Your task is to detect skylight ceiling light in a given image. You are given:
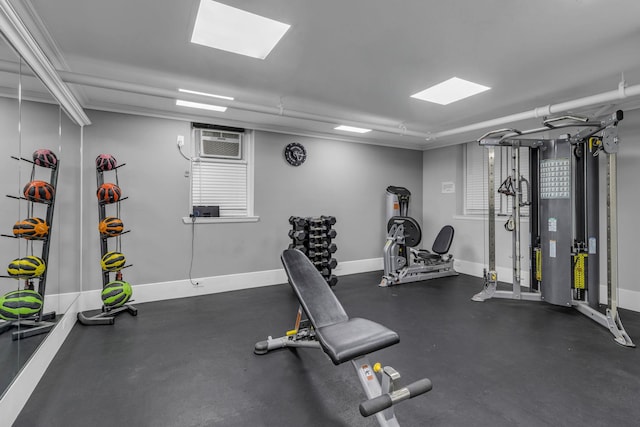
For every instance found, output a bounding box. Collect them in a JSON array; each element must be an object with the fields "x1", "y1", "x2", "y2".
[
  {"x1": 178, "y1": 88, "x2": 234, "y2": 101},
  {"x1": 191, "y1": 0, "x2": 291, "y2": 59},
  {"x1": 411, "y1": 77, "x2": 490, "y2": 105},
  {"x1": 334, "y1": 125, "x2": 372, "y2": 134},
  {"x1": 176, "y1": 99, "x2": 227, "y2": 112}
]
